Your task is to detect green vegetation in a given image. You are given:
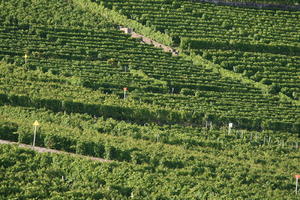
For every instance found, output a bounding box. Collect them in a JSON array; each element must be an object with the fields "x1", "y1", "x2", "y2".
[
  {"x1": 0, "y1": 0, "x2": 299, "y2": 199},
  {"x1": 93, "y1": 0, "x2": 300, "y2": 99},
  {"x1": 0, "y1": 0, "x2": 112, "y2": 29},
  {"x1": 95, "y1": 0, "x2": 300, "y2": 47},
  {"x1": 214, "y1": 0, "x2": 300, "y2": 6},
  {"x1": 1, "y1": 122, "x2": 299, "y2": 199}
]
